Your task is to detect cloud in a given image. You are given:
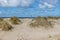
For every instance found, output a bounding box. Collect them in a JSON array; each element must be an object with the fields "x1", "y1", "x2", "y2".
[
  {"x1": 39, "y1": 4, "x2": 46, "y2": 9},
  {"x1": 39, "y1": 0, "x2": 58, "y2": 9},
  {"x1": 0, "y1": 0, "x2": 19, "y2": 7},
  {"x1": 39, "y1": 2, "x2": 54, "y2": 9},
  {"x1": 44, "y1": 2, "x2": 54, "y2": 8},
  {"x1": 44, "y1": 0, "x2": 58, "y2": 4},
  {"x1": 0, "y1": 0, "x2": 34, "y2": 7},
  {"x1": 19, "y1": 0, "x2": 34, "y2": 7}
]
